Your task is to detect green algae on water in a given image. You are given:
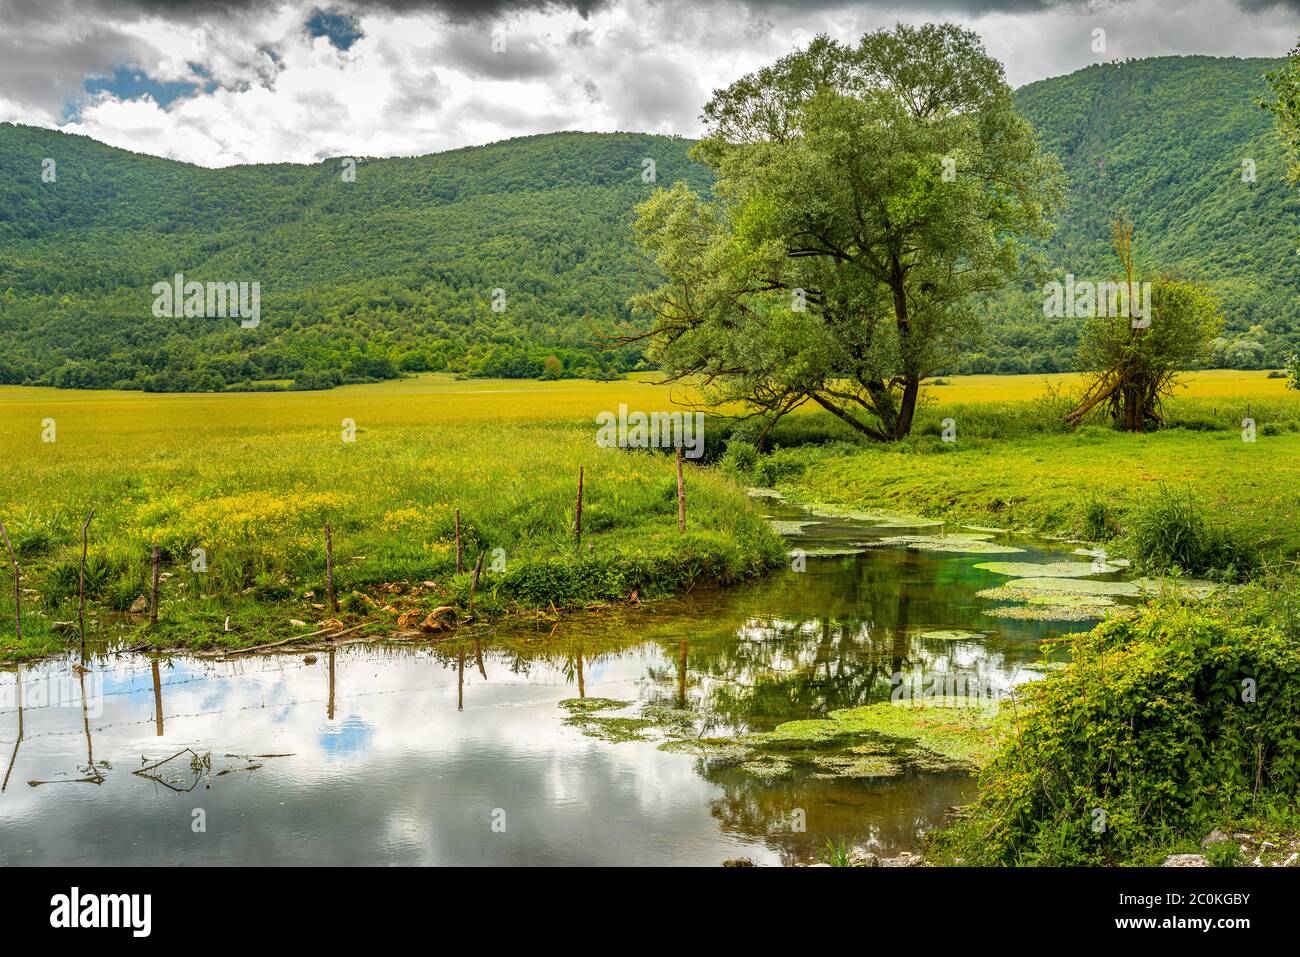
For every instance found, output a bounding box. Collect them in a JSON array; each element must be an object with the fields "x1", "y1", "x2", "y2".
[
  {"x1": 855, "y1": 534, "x2": 1025, "y2": 555},
  {"x1": 804, "y1": 504, "x2": 943, "y2": 528},
  {"x1": 974, "y1": 560, "x2": 1124, "y2": 578},
  {"x1": 768, "y1": 519, "x2": 816, "y2": 536},
  {"x1": 565, "y1": 715, "x2": 657, "y2": 742},
  {"x1": 1001, "y1": 577, "x2": 1141, "y2": 597},
  {"x1": 558, "y1": 697, "x2": 632, "y2": 713}
]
